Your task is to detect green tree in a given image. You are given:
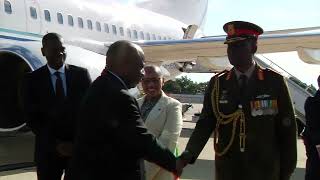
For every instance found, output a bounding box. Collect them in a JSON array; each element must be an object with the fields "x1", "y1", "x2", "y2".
[
  {"x1": 176, "y1": 76, "x2": 197, "y2": 94},
  {"x1": 163, "y1": 76, "x2": 209, "y2": 94},
  {"x1": 163, "y1": 80, "x2": 181, "y2": 94}
]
